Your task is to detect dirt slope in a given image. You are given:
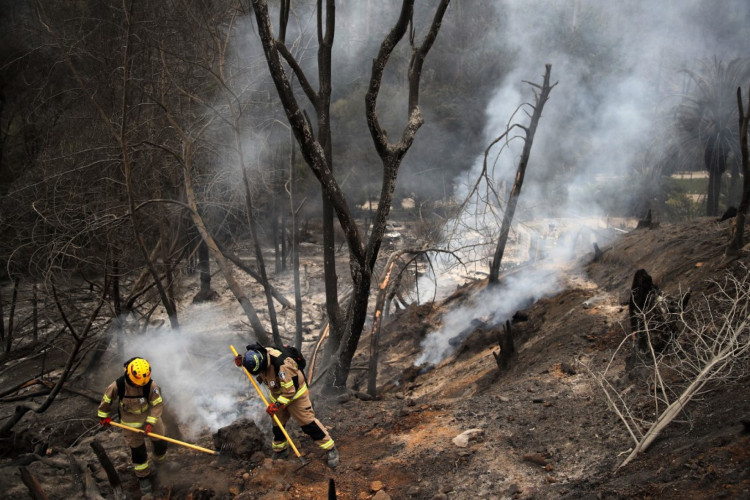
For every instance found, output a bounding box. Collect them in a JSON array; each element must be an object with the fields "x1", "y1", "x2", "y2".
[{"x1": 2, "y1": 216, "x2": 750, "y2": 499}]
